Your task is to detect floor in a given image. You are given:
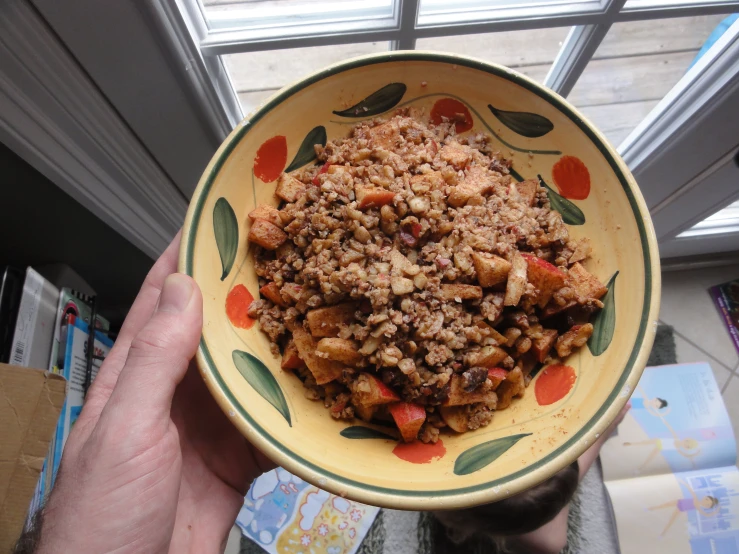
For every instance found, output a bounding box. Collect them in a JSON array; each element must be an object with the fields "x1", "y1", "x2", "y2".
[
  {"x1": 223, "y1": 261, "x2": 739, "y2": 553},
  {"x1": 661, "y1": 263, "x2": 739, "y2": 444},
  {"x1": 209, "y1": 9, "x2": 727, "y2": 148}
]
